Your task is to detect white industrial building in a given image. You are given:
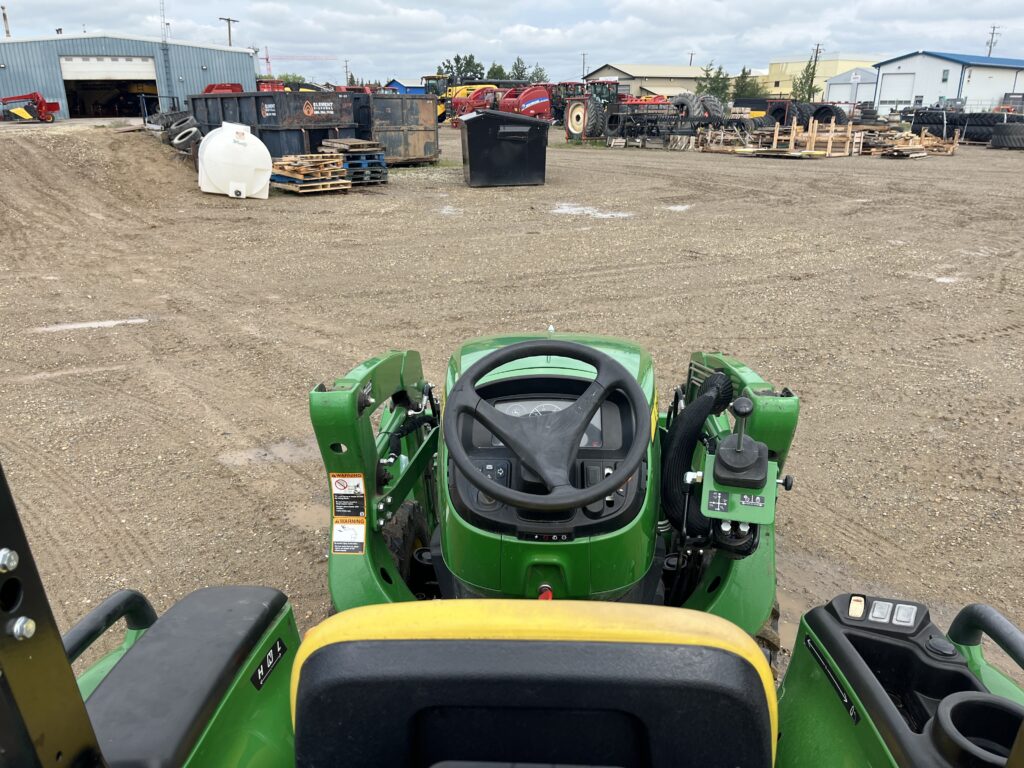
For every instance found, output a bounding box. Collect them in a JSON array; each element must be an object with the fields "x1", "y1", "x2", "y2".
[
  {"x1": 824, "y1": 68, "x2": 877, "y2": 105},
  {"x1": 873, "y1": 51, "x2": 1024, "y2": 111}
]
